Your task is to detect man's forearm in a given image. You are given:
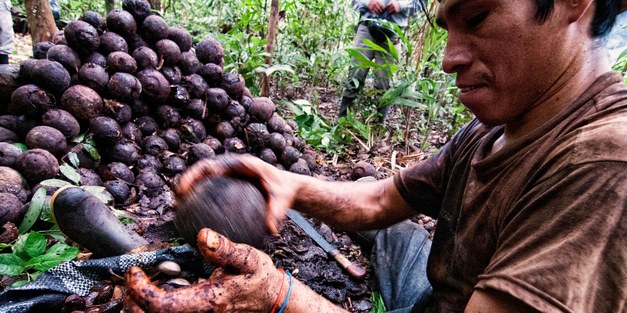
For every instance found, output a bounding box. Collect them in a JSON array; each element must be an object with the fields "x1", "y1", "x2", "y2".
[
  {"x1": 291, "y1": 175, "x2": 416, "y2": 231},
  {"x1": 284, "y1": 278, "x2": 349, "y2": 313}
]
